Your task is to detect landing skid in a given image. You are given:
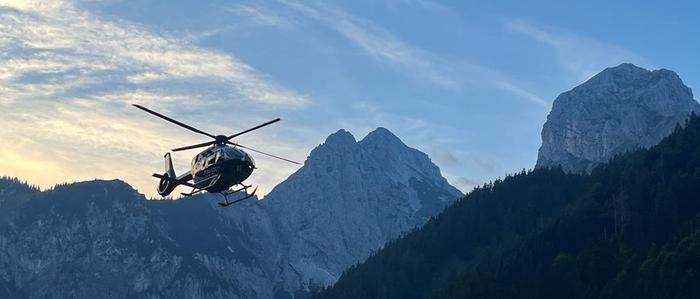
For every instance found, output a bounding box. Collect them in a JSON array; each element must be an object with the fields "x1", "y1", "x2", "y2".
[
  {"x1": 218, "y1": 185, "x2": 258, "y2": 207},
  {"x1": 181, "y1": 188, "x2": 204, "y2": 197}
]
